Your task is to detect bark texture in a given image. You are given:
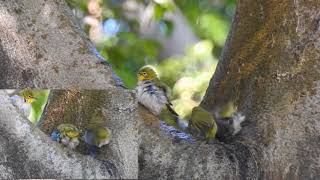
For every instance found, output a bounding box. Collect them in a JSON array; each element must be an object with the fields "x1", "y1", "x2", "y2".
[
  {"x1": 0, "y1": 0, "x2": 139, "y2": 178},
  {"x1": 201, "y1": 0, "x2": 320, "y2": 179},
  {"x1": 0, "y1": 0, "x2": 118, "y2": 89},
  {"x1": 138, "y1": 105, "x2": 259, "y2": 180}
]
